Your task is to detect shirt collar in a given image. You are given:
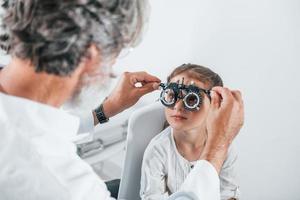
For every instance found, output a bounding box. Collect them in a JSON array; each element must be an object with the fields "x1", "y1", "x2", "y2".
[{"x1": 0, "y1": 92, "x2": 80, "y2": 139}]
